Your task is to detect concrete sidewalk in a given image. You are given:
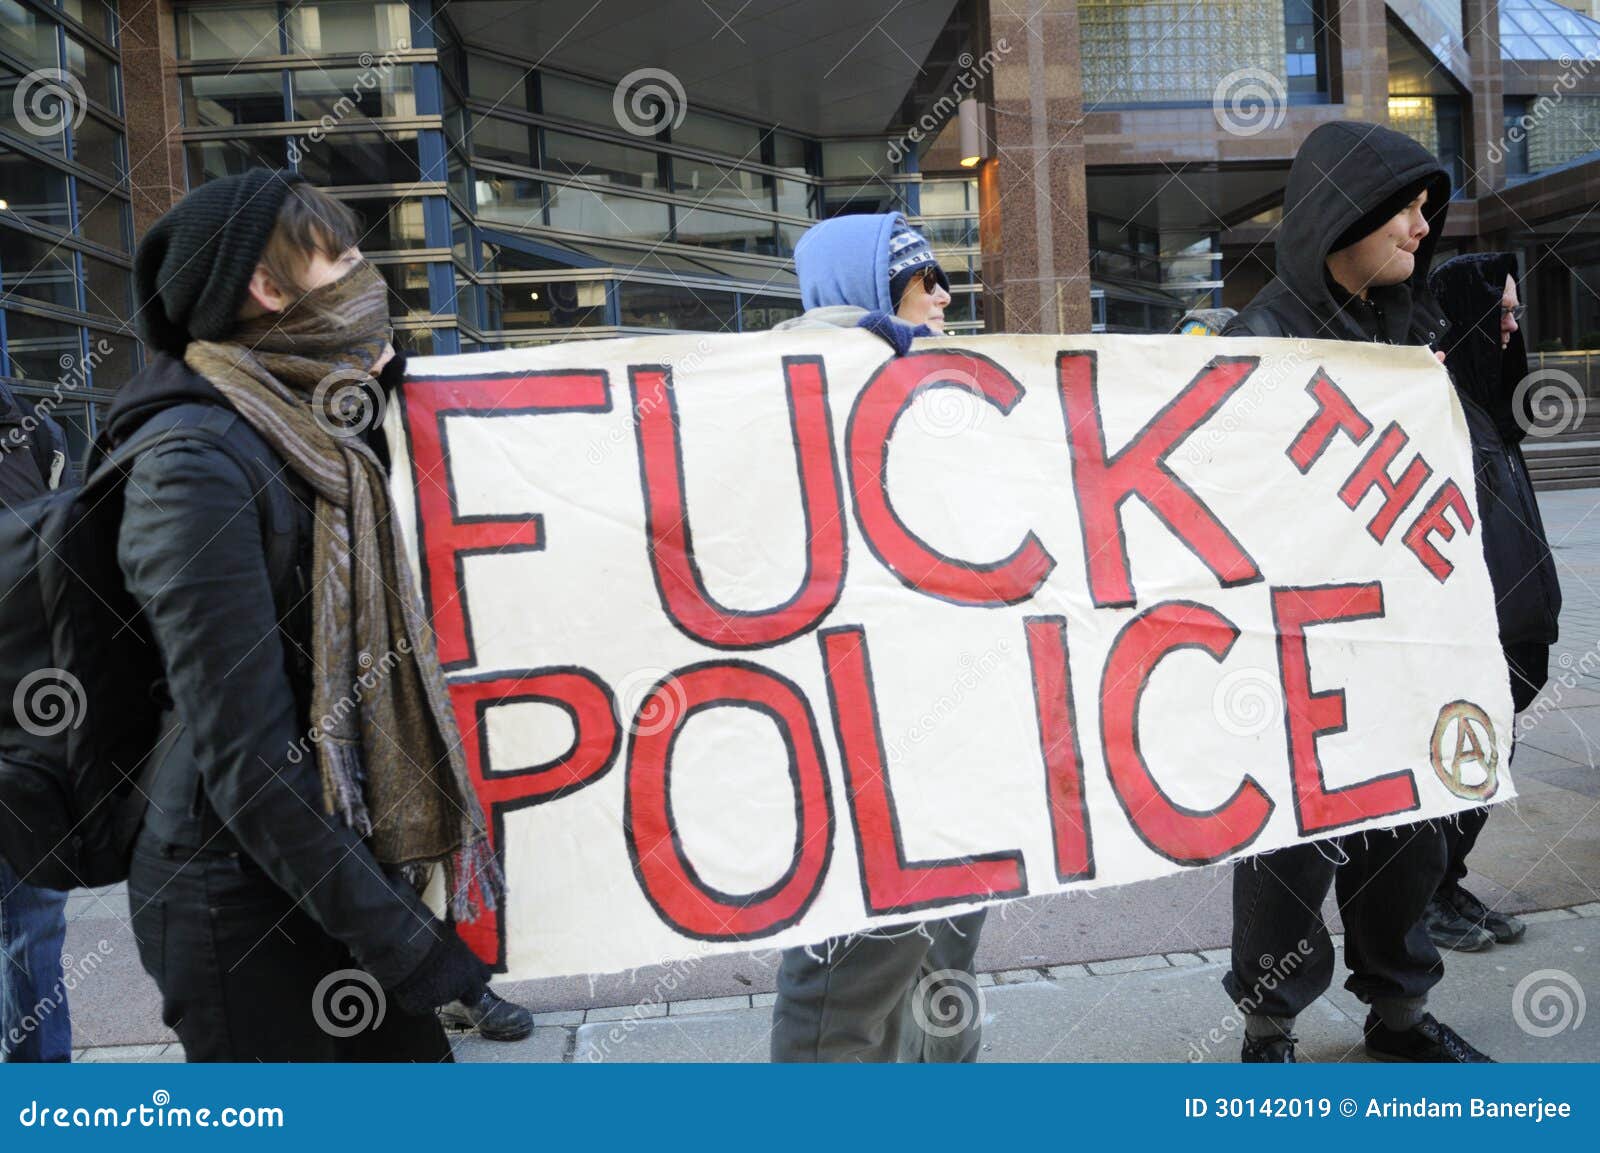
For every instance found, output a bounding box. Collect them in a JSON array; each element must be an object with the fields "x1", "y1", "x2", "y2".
[{"x1": 58, "y1": 491, "x2": 1600, "y2": 1063}]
